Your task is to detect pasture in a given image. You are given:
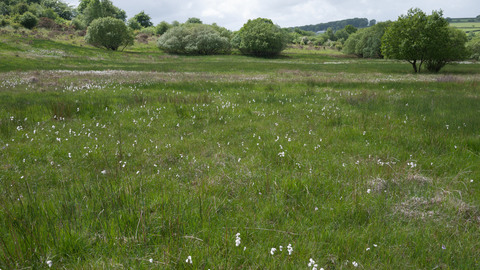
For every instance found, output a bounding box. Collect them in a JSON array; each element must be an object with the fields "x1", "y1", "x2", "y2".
[
  {"x1": 1, "y1": 28, "x2": 480, "y2": 269},
  {"x1": 449, "y1": 21, "x2": 480, "y2": 33}
]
